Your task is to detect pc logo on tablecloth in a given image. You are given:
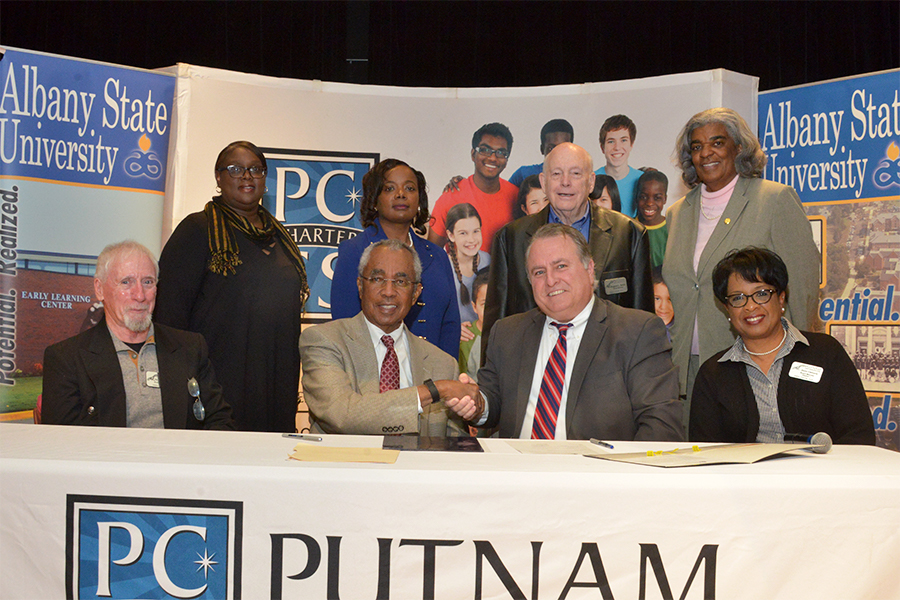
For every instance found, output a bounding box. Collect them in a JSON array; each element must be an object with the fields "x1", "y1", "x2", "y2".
[{"x1": 66, "y1": 495, "x2": 242, "y2": 599}]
